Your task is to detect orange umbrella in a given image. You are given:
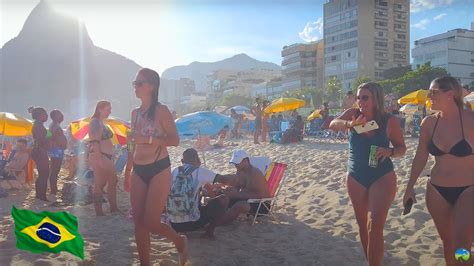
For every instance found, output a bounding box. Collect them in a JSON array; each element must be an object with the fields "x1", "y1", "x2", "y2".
[{"x1": 69, "y1": 117, "x2": 129, "y2": 145}]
